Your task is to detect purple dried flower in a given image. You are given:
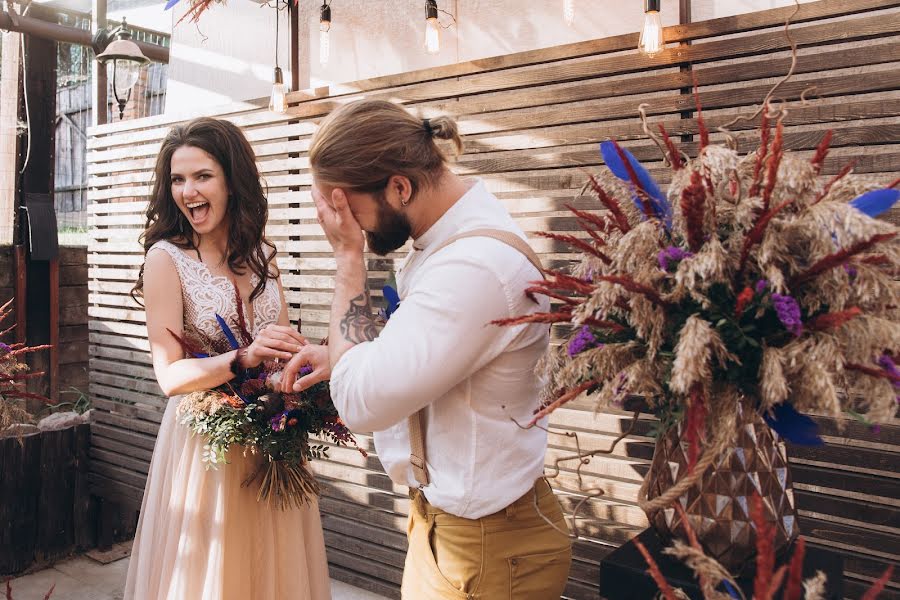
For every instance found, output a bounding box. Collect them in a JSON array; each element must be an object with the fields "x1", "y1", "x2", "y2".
[
  {"x1": 772, "y1": 293, "x2": 803, "y2": 337},
  {"x1": 567, "y1": 326, "x2": 599, "y2": 357},
  {"x1": 610, "y1": 371, "x2": 629, "y2": 407},
  {"x1": 657, "y1": 246, "x2": 693, "y2": 272},
  {"x1": 755, "y1": 279, "x2": 768, "y2": 295},
  {"x1": 0, "y1": 342, "x2": 8, "y2": 354},
  {"x1": 270, "y1": 410, "x2": 288, "y2": 432},
  {"x1": 299, "y1": 365, "x2": 314, "y2": 377},
  {"x1": 843, "y1": 264, "x2": 858, "y2": 279},
  {"x1": 878, "y1": 354, "x2": 900, "y2": 390}
]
